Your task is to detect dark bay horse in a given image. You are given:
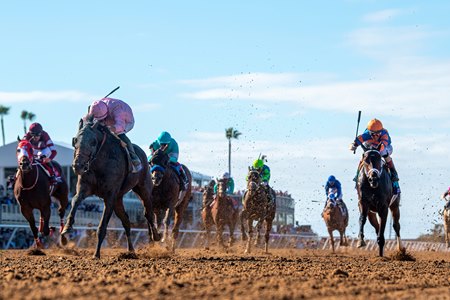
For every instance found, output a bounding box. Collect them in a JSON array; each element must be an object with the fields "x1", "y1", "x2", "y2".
[
  {"x1": 322, "y1": 194, "x2": 349, "y2": 252},
  {"x1": 443, "y1": 195, "x2": 450, "y2": 247},
  {"x1": 240, "y1": 168, "x2": 276, "y2": 254},
  {"x1": 356, "y1": 147, "x2": 403, "y2": 256},
  {"x1": 14, "y1": 140, "x2": 68, "y2": 248},
  {"x1": 61, "y1": 119, "x2": 160, "y2": 258},
  {"x1": 149, "y1": 149, "x2": 192, "y2": 252},
  {"x1": 204, "y1": 179, "x2": 238, "y2": 250}
]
